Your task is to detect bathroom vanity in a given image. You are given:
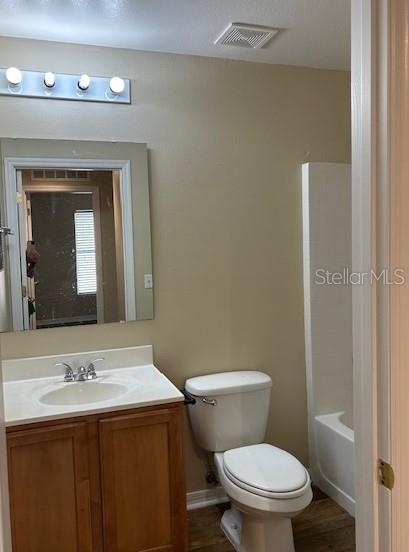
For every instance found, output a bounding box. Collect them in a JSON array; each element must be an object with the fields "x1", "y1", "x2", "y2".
[{"x1": 3, "y1": 346, "x2": 187, "y2": 552}]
